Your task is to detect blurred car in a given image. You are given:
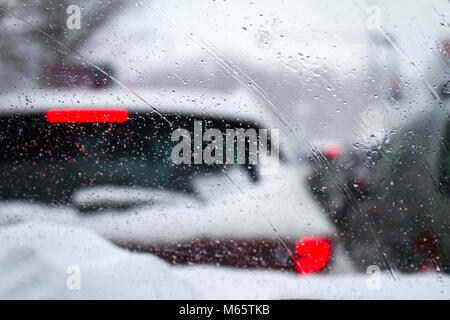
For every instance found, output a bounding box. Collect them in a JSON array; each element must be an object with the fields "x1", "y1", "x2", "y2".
[
  {"x1": 306, "y1": 97, "x2": 450, "y2": 274},
  {"x1": 0, "y1": 88, "x2": 352, "y2": 275}
]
